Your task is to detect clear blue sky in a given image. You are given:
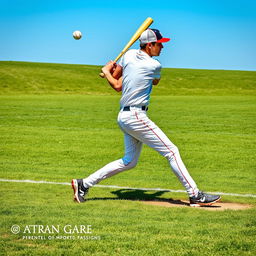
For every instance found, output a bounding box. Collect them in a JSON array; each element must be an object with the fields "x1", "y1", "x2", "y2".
[{"x1": 1, "y1": 0, "x2": 256, "y2": 70}]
